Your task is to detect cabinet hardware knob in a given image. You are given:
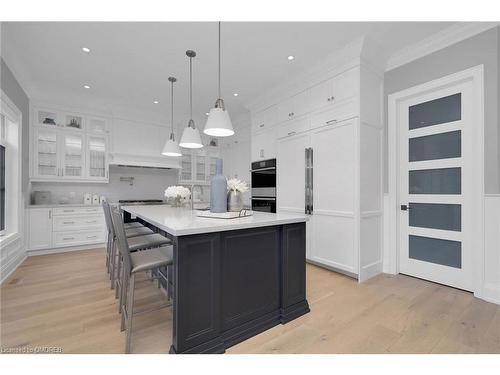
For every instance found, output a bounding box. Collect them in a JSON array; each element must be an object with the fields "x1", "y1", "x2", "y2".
[
  {"x1": 259, "y1": 124, "x2": 264, "y2": 128},
  {"x1": 327, "y1": 97, "x2": 331, "y2": 102},
  {"x1": 288, "y1": 131, "x2": 297, "y2": 136},
  {"x1": 326, "y1": 119, "x2": 337, "y2": 125},
  {"x1": 331, "y1": 96, "x2": 335, "y2": 101}
]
